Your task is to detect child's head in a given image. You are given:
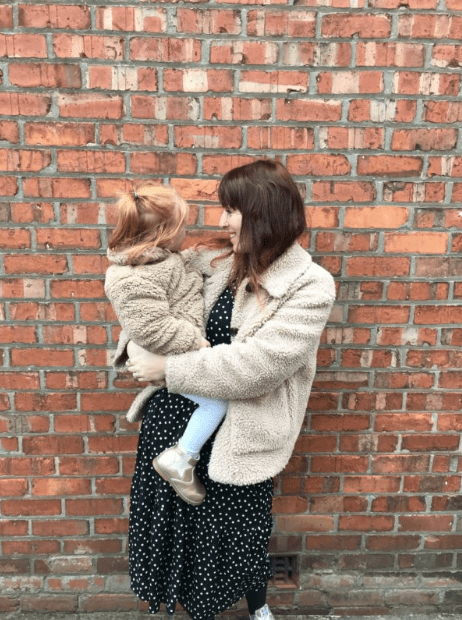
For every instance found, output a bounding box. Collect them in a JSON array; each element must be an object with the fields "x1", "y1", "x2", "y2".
[{"x1": 109, "y1": 184, "x2": 189, "y2": 260}]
